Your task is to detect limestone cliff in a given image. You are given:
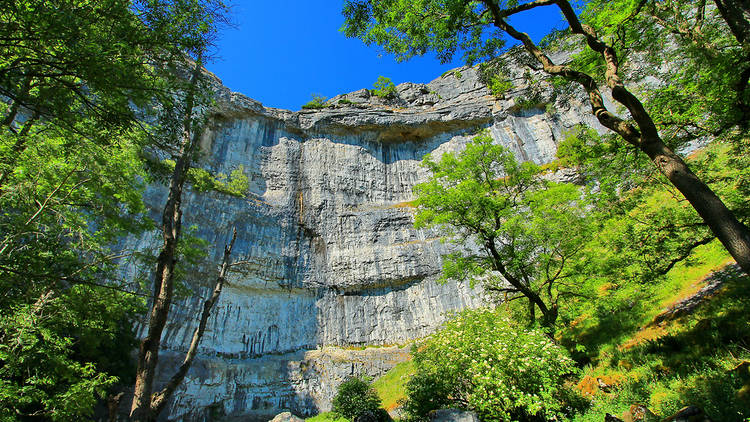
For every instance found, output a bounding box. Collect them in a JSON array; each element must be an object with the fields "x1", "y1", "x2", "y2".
[{"x1": 121, "y1": 51, "x2": 607, "y2": 421}]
